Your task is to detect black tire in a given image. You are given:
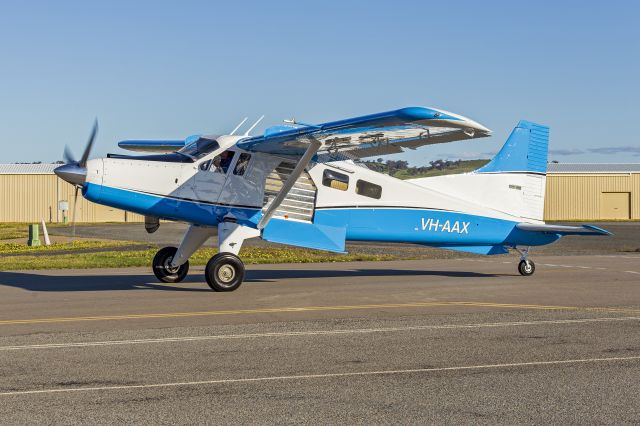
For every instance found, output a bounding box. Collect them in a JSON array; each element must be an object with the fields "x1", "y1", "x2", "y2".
[
  {"x1": 518, "y1": 259, "x2": 535, "y2": 276},
  {"x1": 153, "y1": 246, "x2": 189, "y2": 283},
  {"x1": 205, "y1": 253, "x2": 245, "y2": 292}
]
